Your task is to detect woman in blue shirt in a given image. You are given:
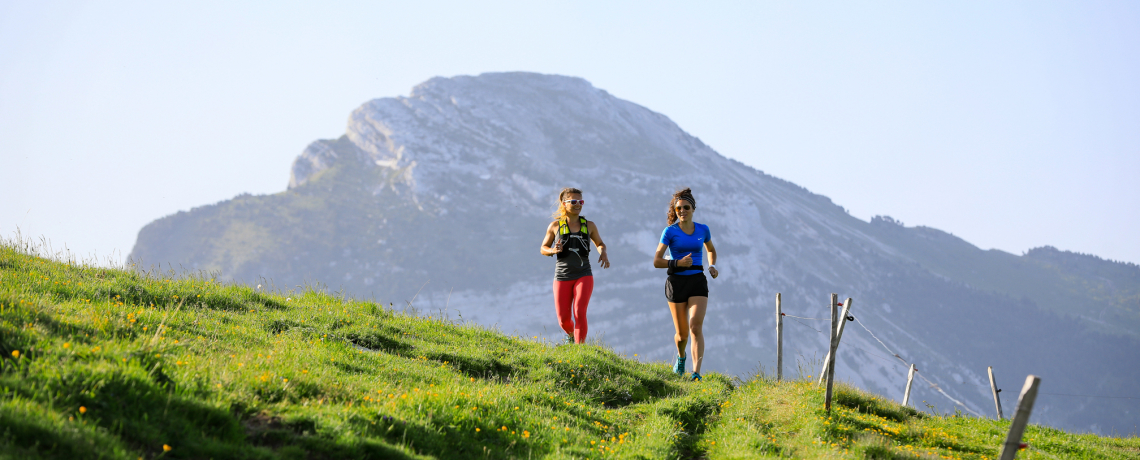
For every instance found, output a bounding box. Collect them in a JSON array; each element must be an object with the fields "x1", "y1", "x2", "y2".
[{"x1": 653, "y1": 188, "x2": 718, "y2": 381}]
